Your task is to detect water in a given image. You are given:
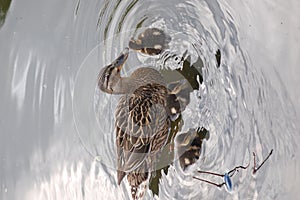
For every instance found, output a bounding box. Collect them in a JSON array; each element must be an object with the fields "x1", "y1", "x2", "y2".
[{"x1": 1, "y1": 0, "x2": 299, "y2": 199}]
